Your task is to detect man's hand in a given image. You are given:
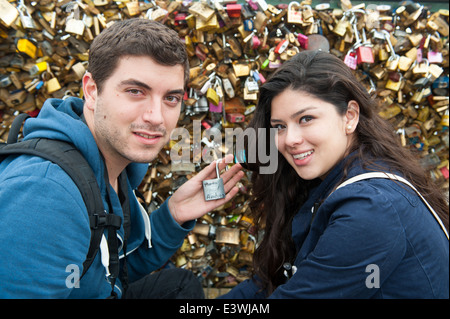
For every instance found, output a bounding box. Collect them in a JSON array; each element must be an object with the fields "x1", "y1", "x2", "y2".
[{"x1": 168, "y1": 154, "x2": 244, "y2": 225}]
